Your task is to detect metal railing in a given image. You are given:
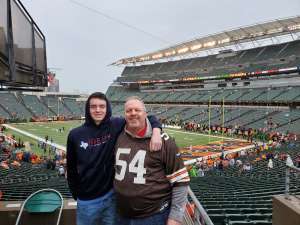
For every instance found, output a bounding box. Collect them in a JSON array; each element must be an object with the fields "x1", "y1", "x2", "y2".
[
  {"x1": 285, "y1": 162, "x2": 300, "y2": 200},
  {"x1": 183, "y1": 187, "x2": 214, "y2": 225}
]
